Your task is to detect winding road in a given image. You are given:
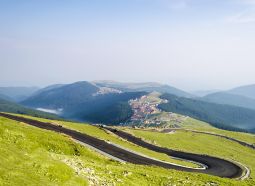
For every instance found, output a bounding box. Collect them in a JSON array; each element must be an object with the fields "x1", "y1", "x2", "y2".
[{"x1": 0, "y1": 113, "x2": 246, "y2": 179}]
